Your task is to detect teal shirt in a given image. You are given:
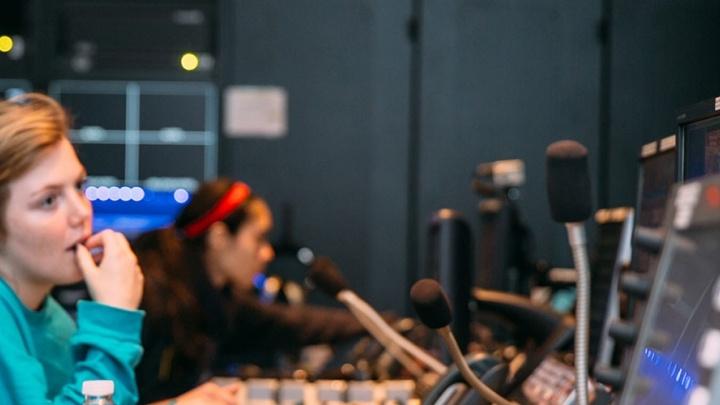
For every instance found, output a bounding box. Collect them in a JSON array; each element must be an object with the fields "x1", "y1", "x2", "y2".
[{"x1": 0, "y1": 279, "x2": 144, "y2": 404}]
